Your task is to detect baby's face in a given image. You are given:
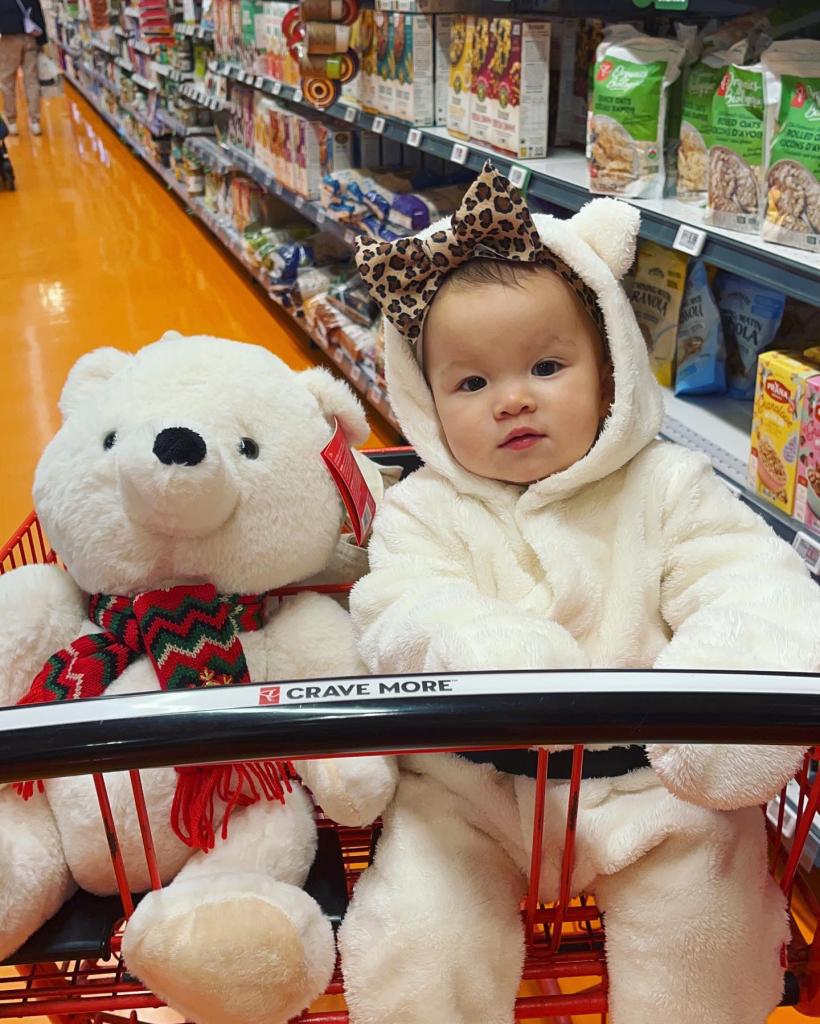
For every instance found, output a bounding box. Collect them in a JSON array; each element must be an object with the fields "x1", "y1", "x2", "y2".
[{"x1": 424, "y1": 271, "x2": 612, "y2": 485}]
